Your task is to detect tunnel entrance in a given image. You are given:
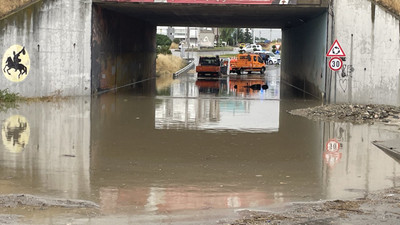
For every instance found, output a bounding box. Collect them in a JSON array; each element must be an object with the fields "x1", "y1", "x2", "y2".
[{"x1": 91, "y1": 0, "x2": 328, "y2": 97}]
